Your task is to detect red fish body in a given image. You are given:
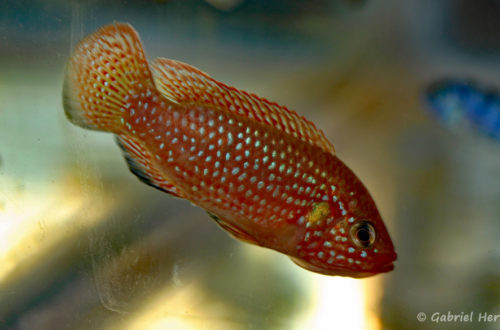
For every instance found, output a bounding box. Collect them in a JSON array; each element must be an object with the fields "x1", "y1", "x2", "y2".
[{"x1": 63, "y1": 23, "x2": 396, "y2": 277}]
